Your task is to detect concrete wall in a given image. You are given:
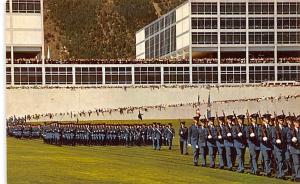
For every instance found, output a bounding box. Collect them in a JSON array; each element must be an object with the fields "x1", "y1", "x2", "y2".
[{"x1": 6, "y1": 86, "x2": 300, "y2": 118}]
